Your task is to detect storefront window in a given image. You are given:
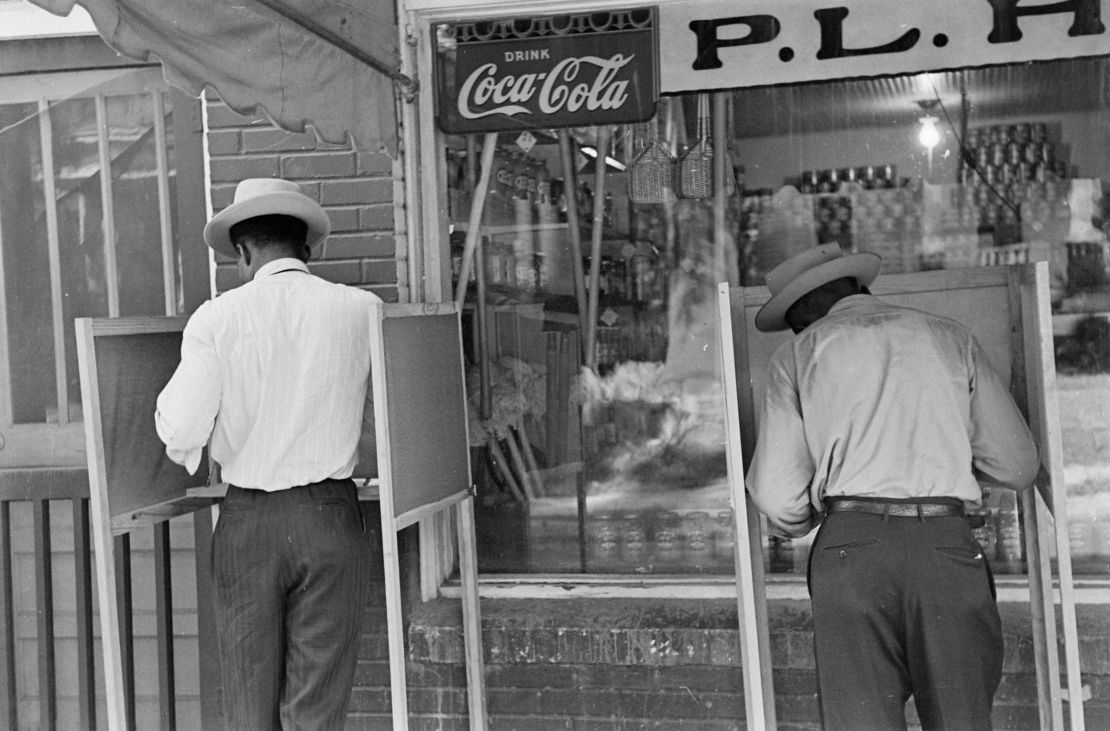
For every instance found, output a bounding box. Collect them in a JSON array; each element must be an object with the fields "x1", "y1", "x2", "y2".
[{"x1": 437, "y1": 19, "x2": 1110, "y2": 578}]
